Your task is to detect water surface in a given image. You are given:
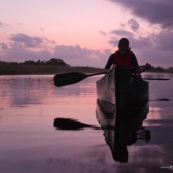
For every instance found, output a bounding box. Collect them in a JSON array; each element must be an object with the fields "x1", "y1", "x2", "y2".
[{"x1": 0, "y1": 73, "x2": 173, "y2": 173}]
